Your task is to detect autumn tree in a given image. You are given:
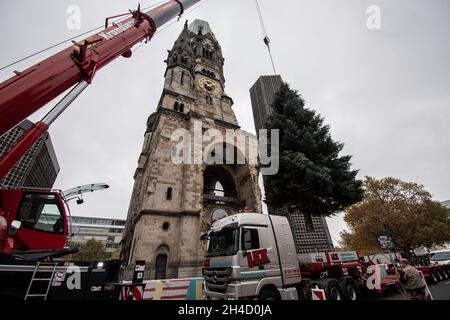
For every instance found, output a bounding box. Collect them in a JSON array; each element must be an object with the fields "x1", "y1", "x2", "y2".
[
  {"x1": 71, "y1": 239, "x2": 108, "y2": 262},
  {"x1": 264, "y1": 83, "x2": 363, "y2": 227},
  {"x1": 341, "y1": 177, "x2": 450, "y2": 257}
]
